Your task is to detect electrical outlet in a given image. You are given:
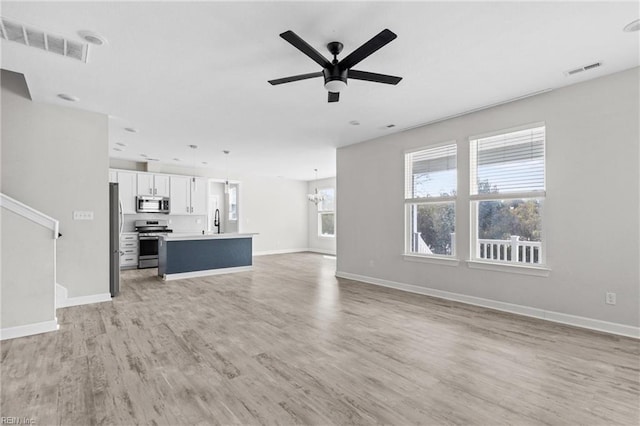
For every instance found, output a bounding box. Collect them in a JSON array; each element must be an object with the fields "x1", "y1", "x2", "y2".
[
  {"x1": 605, "y1": 292, "x2": 616, "y2": 305},
  {"x1": 73, "y1": 211, "x2": 94, "y2": 220}
]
